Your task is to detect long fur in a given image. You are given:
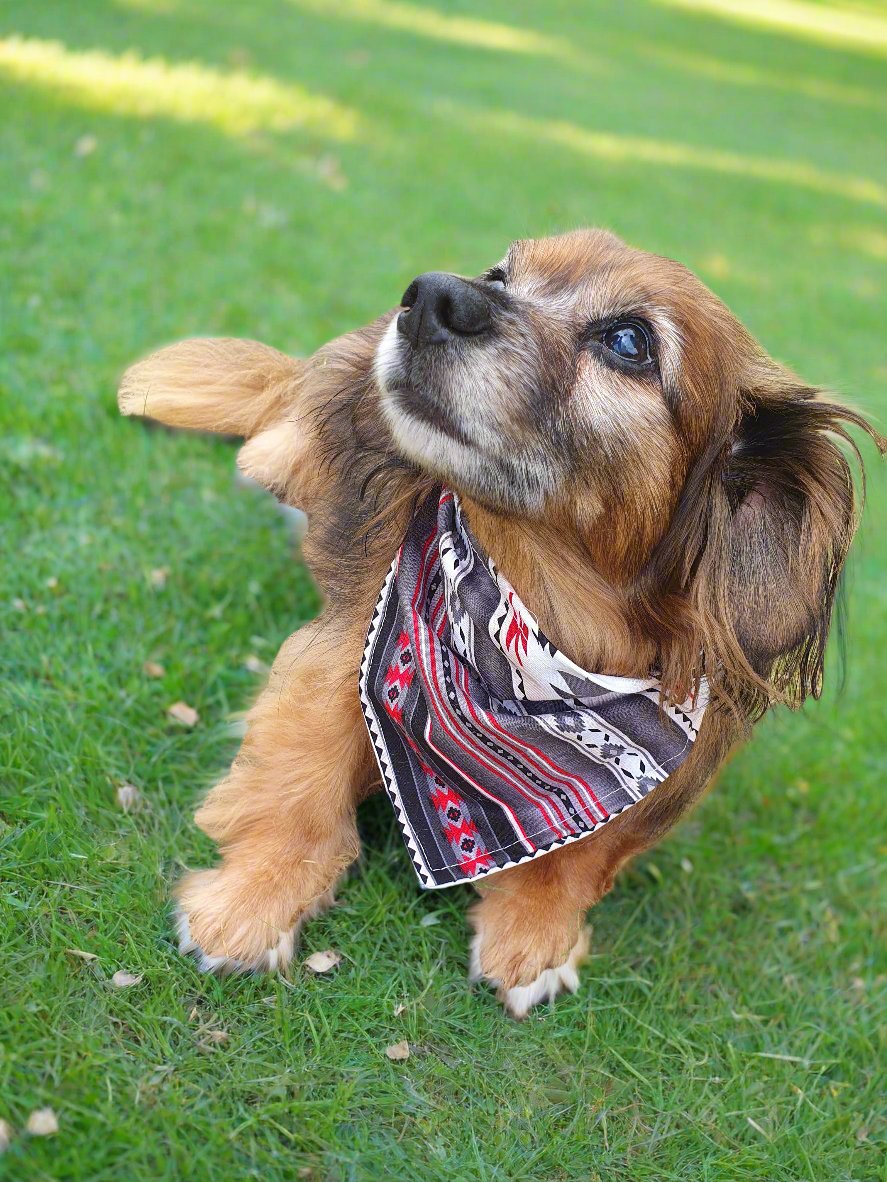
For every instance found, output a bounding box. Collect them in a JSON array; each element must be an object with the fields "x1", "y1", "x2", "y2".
[{"x1": 119, "y1": 229, "x2": 884, "y2": 1015}]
